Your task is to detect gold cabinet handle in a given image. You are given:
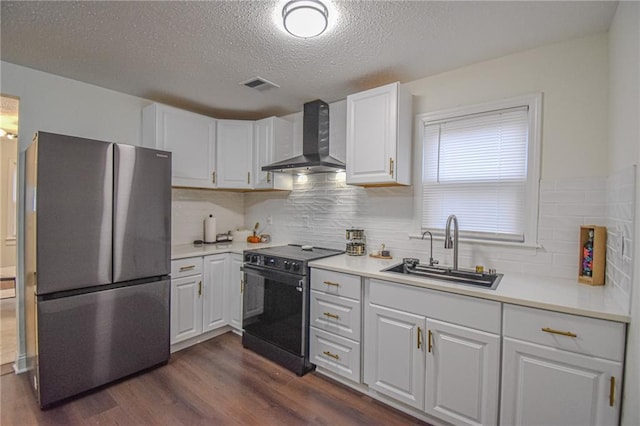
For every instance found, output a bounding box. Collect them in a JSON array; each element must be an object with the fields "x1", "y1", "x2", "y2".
[
  {"x1": 541, "y1": 327, "x2": 577, "y2": 338},
  {"x1": 323, "y1": 280, "x2": 340, "y2": 287},
  {"x1": 198, "y1": 281, "x2": 202, "y2": 297},
  {"x1": 323, "y1": 351, "x2": 340, "y2": 360},
  {"x1": 267, "y1": 172, "x2": 271, "y2": 183},
  {"x1": 240, "y1": 279, "x2": 244, "y2": 294},
  {"x1": 323, "y1": 312, "x2": 340, "y2": 320},
  {"x1": 610, "y1": 376, "x2": 615, "y2": 407},
  {"x1": 247, "y1": 171, "x2": 251, "y2": 184},
  {"x1": 417, "y1": 326, "x2": 423, "y2": 349},
  {"x1": 212, "y1": 171, "x2": 216, "y2": 184},
  {"x1": 389, "y1": 158, "x2": 394, "y2": 178},
  {"x1": 428, "y1": 329, "x2": 433, "y2": 353},
  {"x1": 179, "y1": 265, "x2": 195, "y2": 272}
]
